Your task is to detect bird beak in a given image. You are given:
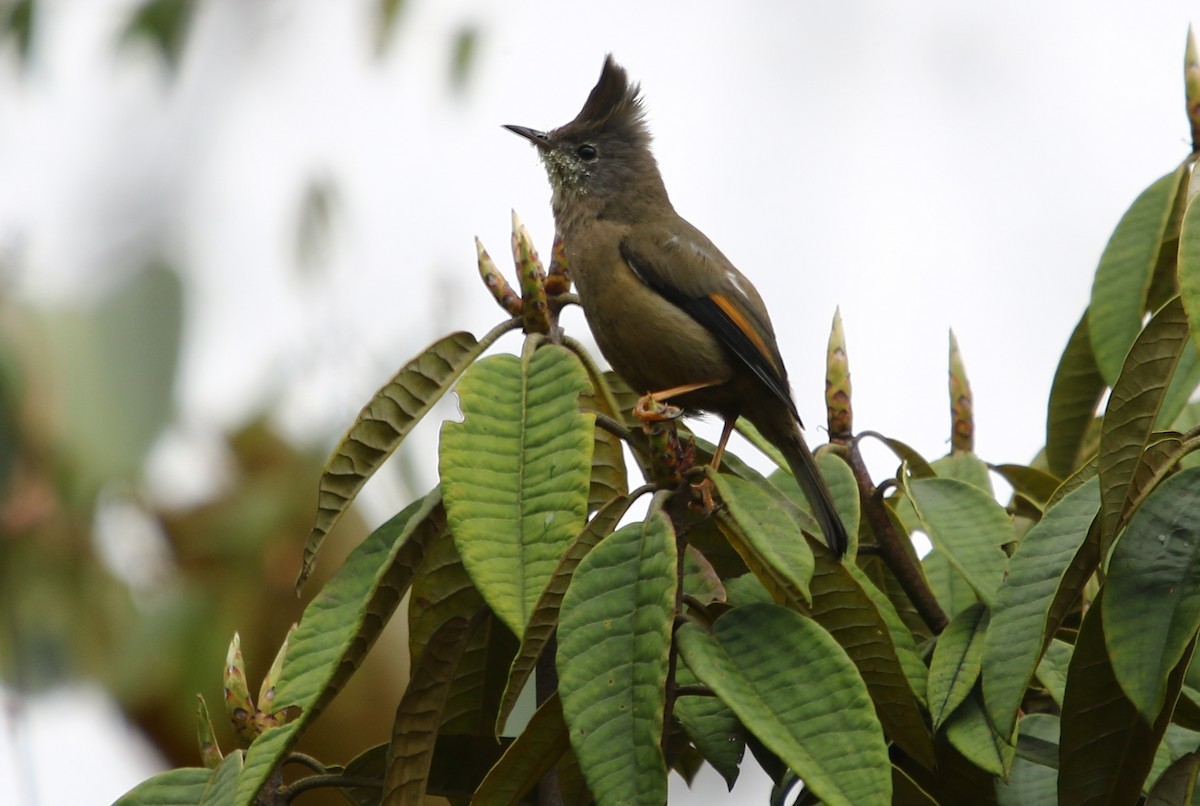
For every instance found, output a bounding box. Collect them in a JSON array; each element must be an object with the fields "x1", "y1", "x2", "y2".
[{"x1": 504, "y1": 124, "x2": 551, "y2": 148}]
